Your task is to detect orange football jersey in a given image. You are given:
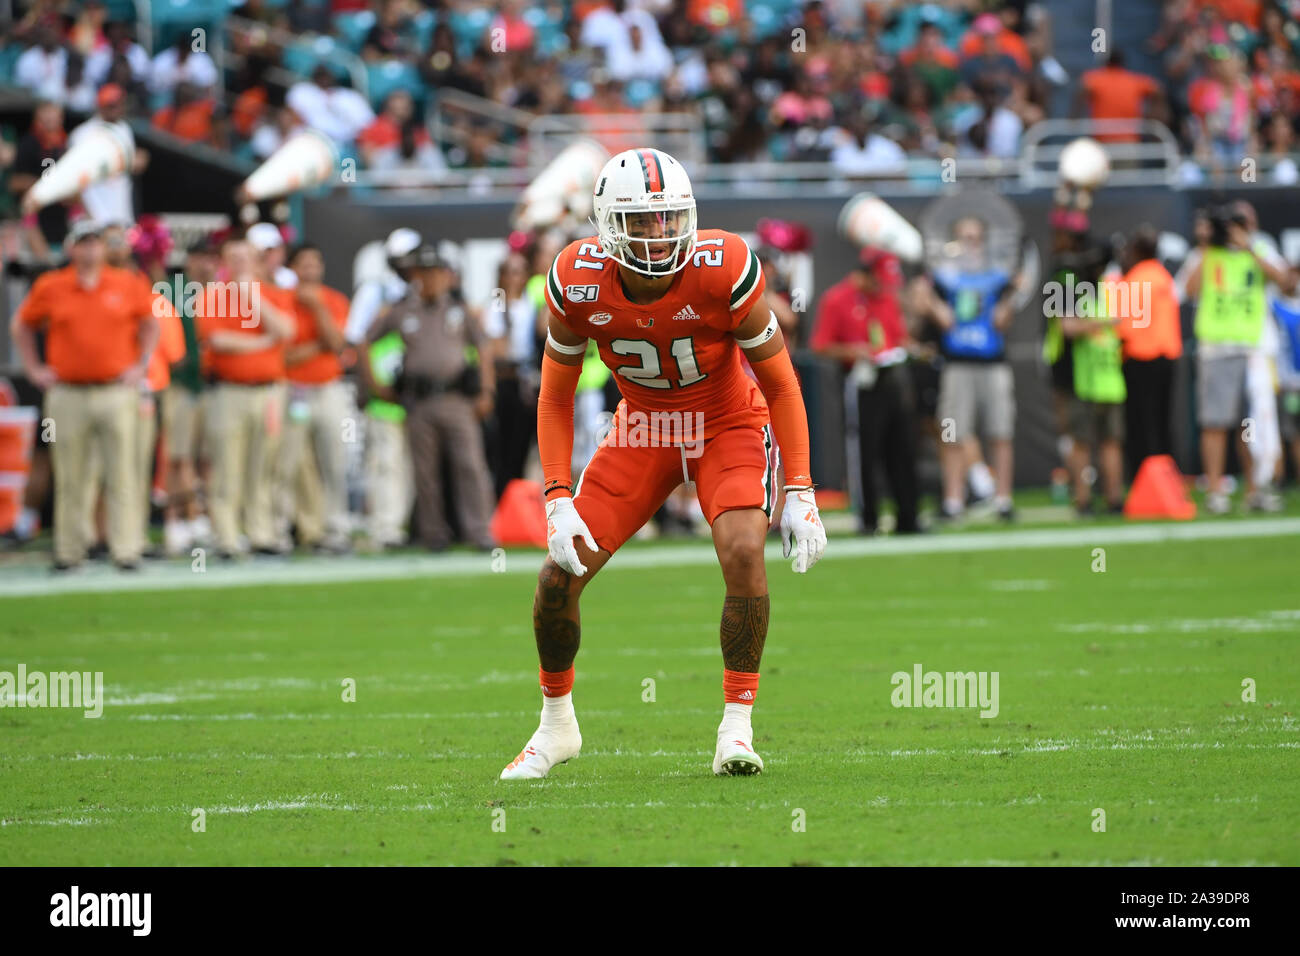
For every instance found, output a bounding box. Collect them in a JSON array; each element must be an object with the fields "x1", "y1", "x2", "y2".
[{"x1": 545, "y1": 229, "x2": 768, "y2": 440}]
